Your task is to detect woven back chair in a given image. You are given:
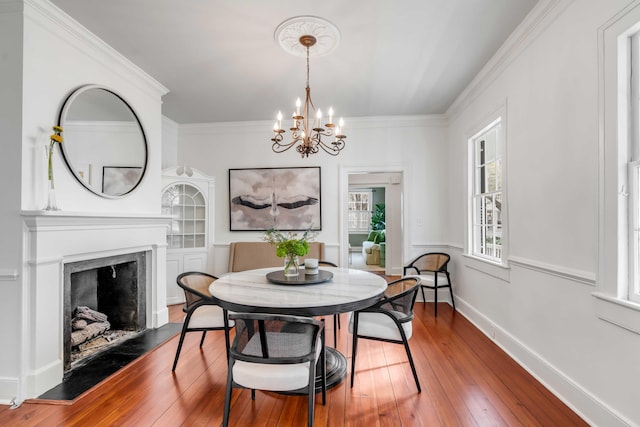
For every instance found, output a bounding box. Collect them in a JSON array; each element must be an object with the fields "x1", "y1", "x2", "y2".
[
  {"x1": 403, "y1": 252, "x2": 454, "y2": 316},
  {"x1": 317, "y1": 260, "x2": 340, "y2": 346},
  {"x1": 349, "y1": 276, "x2": 421, "y2": 392},
  {"x1": 223, "y1": 313, "x2": 326, "y2": 427},
  {"x1": 172, "y1": 272, "x2": 232, "y2": 371}
]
